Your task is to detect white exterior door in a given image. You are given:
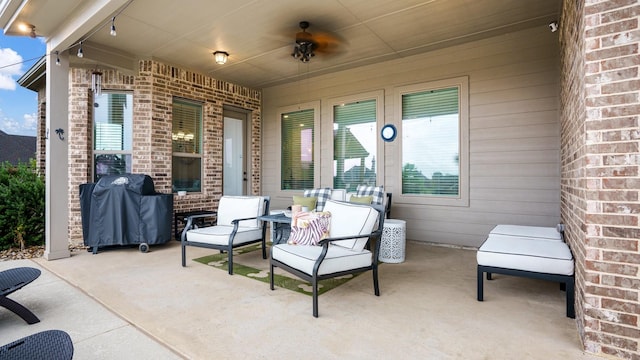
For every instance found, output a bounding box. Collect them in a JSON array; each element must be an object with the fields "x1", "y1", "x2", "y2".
[{"x1": 223, "y1": 113, "x2": 246, "y2": 195}]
